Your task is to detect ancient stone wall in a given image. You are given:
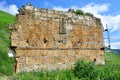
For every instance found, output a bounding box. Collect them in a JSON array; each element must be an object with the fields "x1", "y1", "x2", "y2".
[{"x1": 10, "y1": 4, "x2": 105, "y2": 73}]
